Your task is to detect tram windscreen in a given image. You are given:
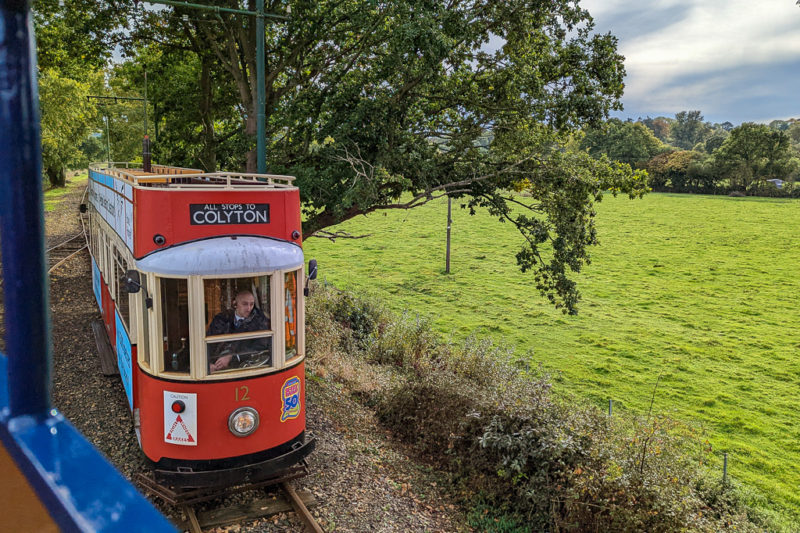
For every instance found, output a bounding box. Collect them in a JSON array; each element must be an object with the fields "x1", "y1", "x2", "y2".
[{"x1": 204, "y1": 276, "x2": 272, "y2": 374}]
